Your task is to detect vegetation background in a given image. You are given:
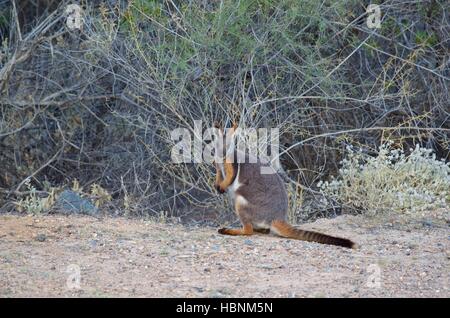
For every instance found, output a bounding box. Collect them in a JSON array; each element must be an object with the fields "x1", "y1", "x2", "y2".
[{"x1": 0, "y1": 0, "x2": 448, "y2": 223}]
